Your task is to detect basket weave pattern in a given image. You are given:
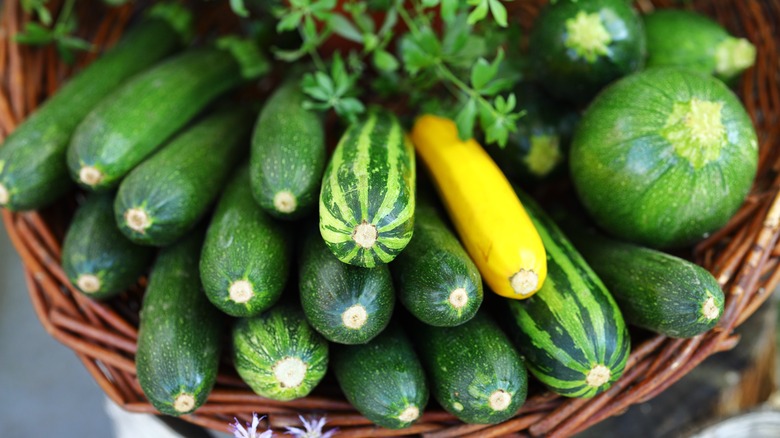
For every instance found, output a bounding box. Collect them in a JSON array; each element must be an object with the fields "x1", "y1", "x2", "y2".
[{"x1": 1, "y1": 0, "x2": 780, "y2": 436}]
